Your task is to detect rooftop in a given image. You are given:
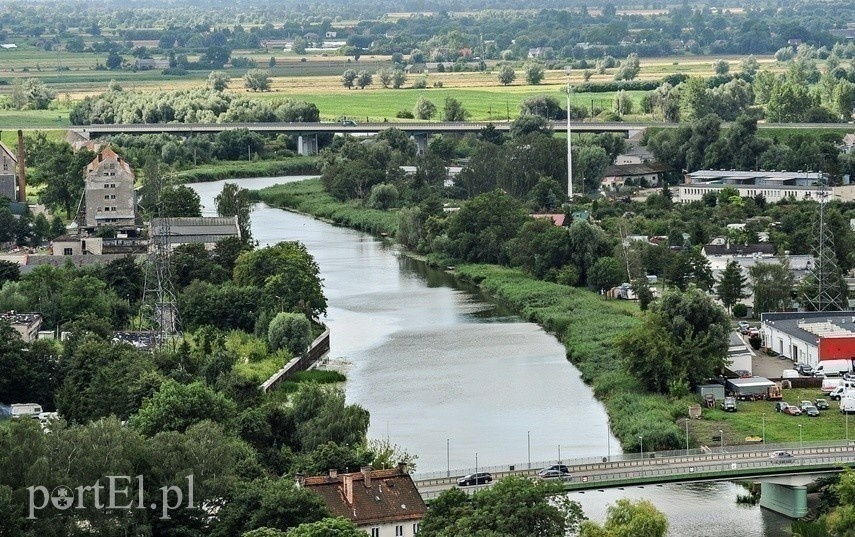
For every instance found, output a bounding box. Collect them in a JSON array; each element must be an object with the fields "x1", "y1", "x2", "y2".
[
  {"x1": 604, "y1": 163, "x2": 672, "y2": 177},
  {"x1": 761, "y1": 311, "x2": 855, "y2": 342},
  {"x1": 703, "y1": 243, "x2": 776, "y2": 257},
  {"x1": 303, "y1": 465, "x2": 426, "y2": 526},
  {"x1": 685, "y1": 170, "x2": 824, "y2": 184},
  {"x1": 150, "y1": 217, "x2": 240, "y2": 239},
  {"x1": 0, "y1": 311, "x2": 42, "y2": 325}
]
